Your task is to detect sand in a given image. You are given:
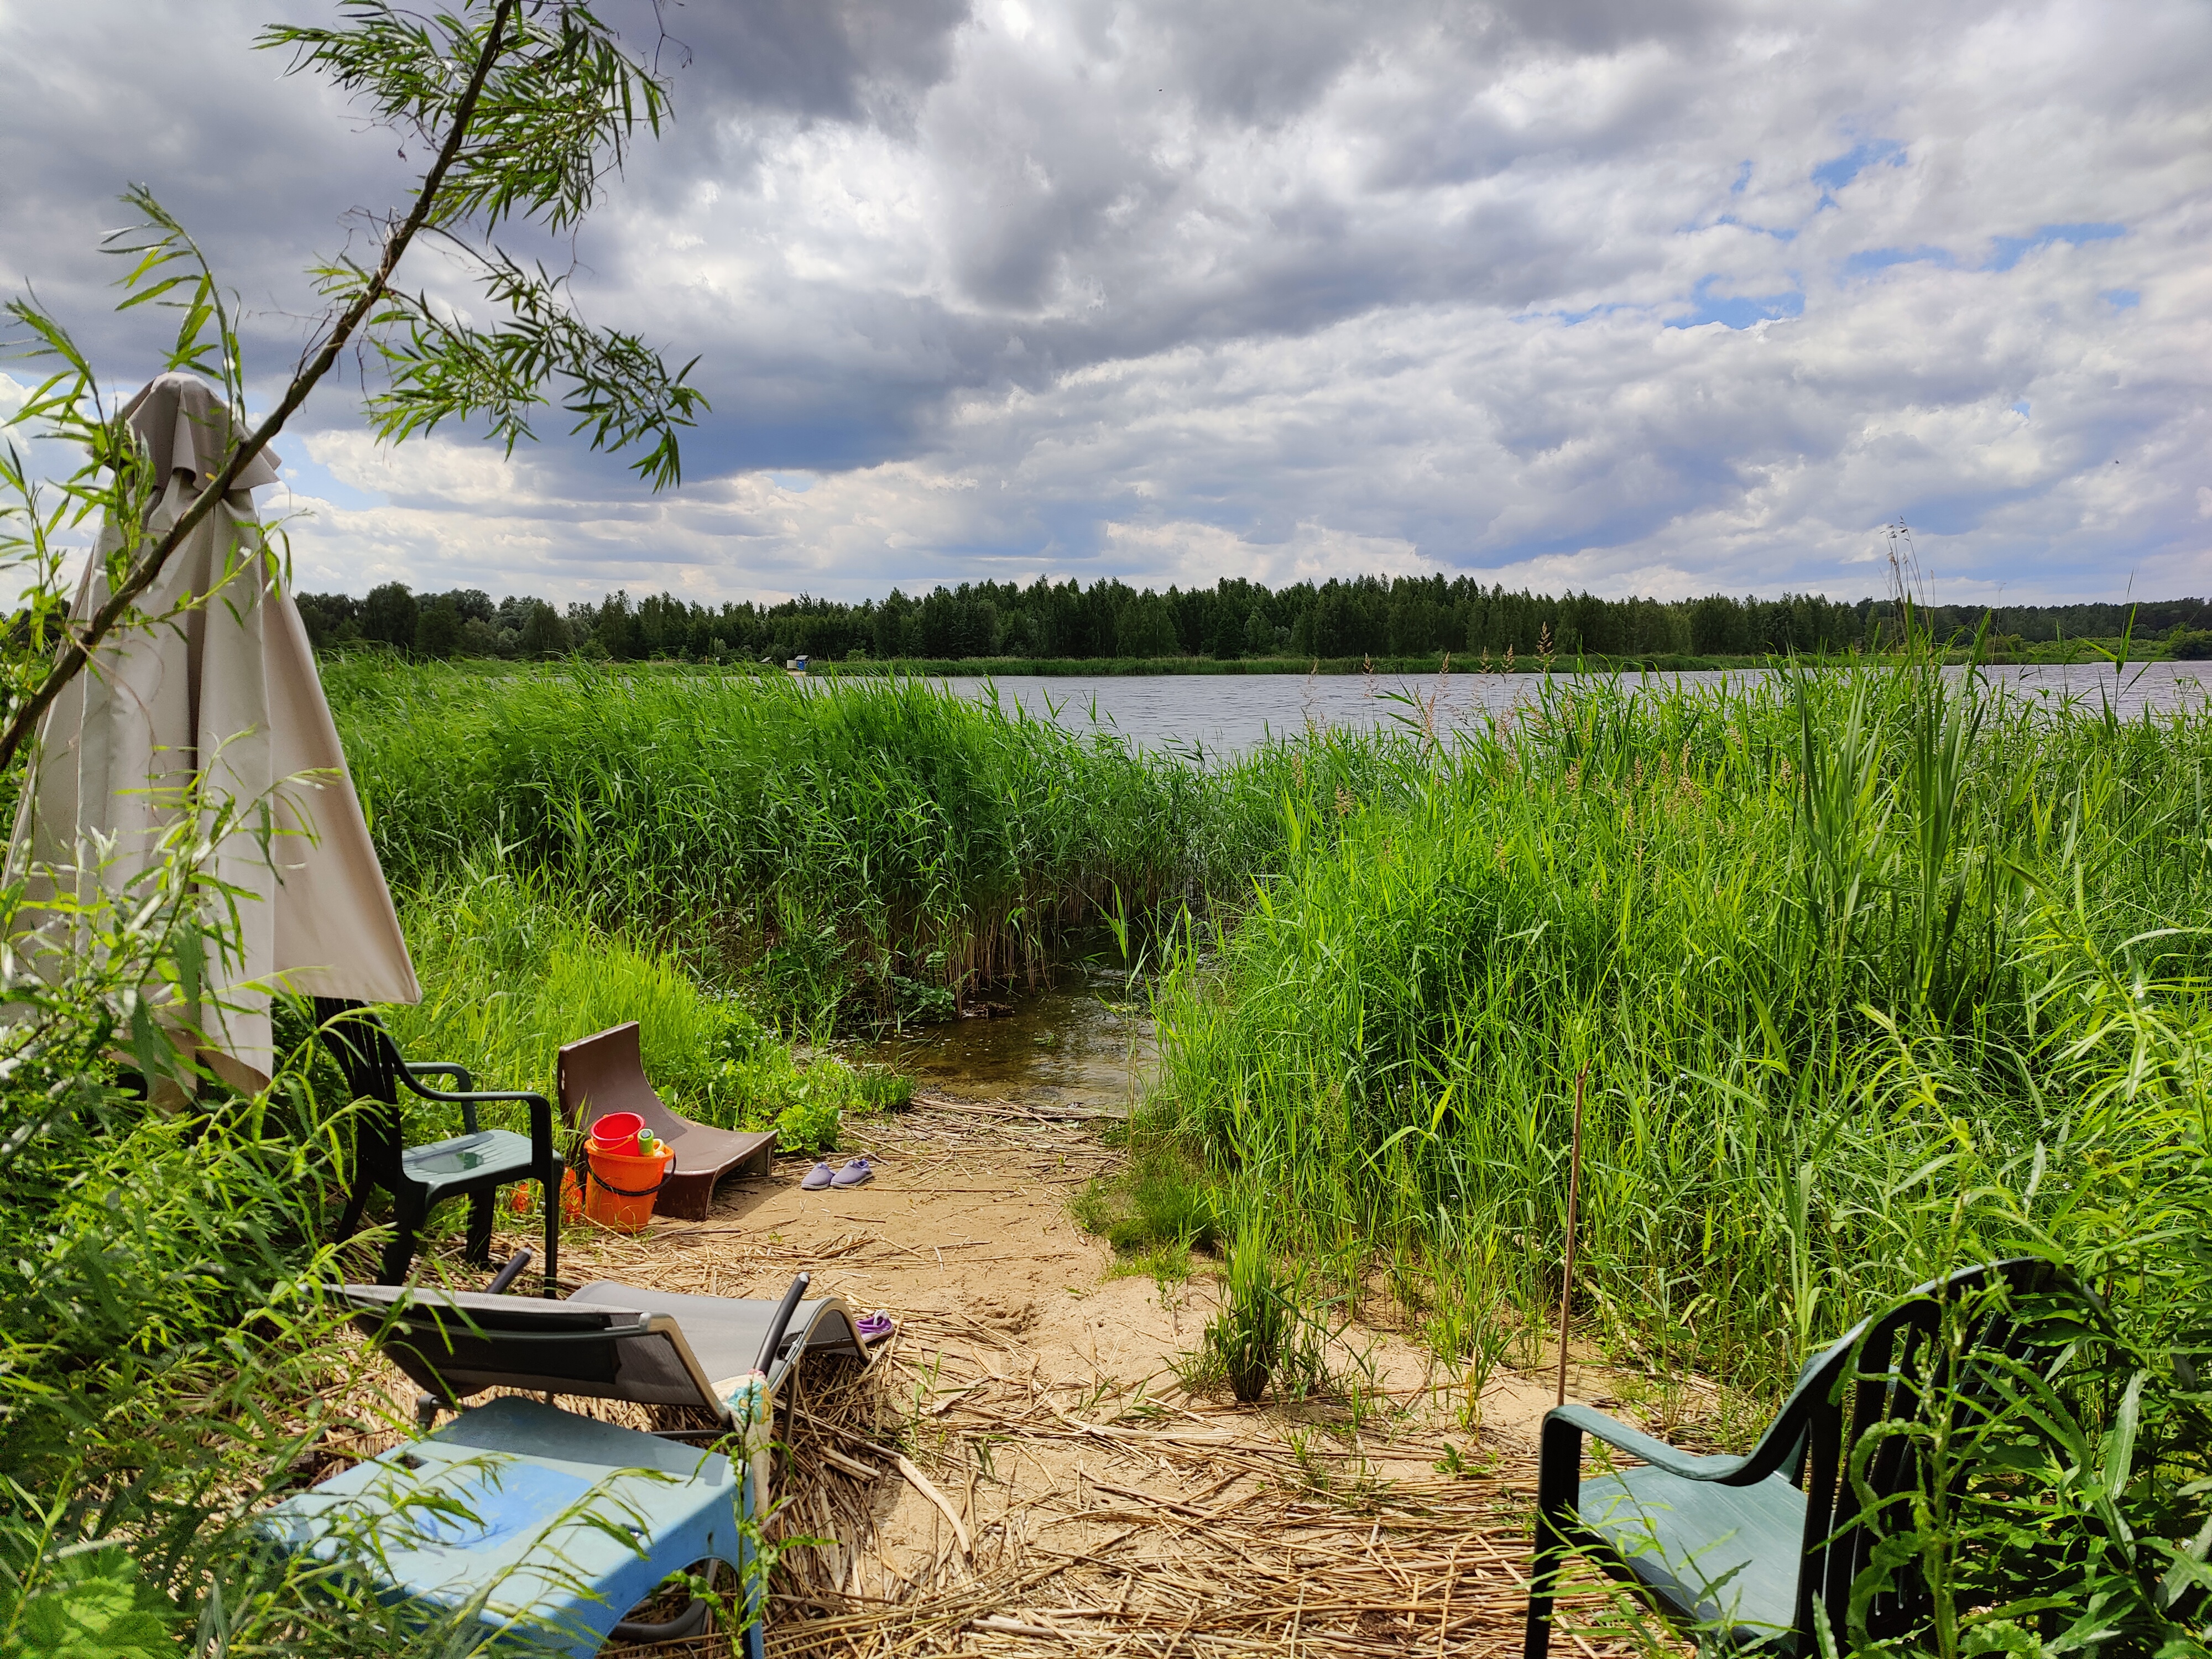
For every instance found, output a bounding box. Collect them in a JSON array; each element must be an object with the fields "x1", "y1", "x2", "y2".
[{"x1": 519, "y1": 1094, "x2": 1661, "y2": 1657}]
